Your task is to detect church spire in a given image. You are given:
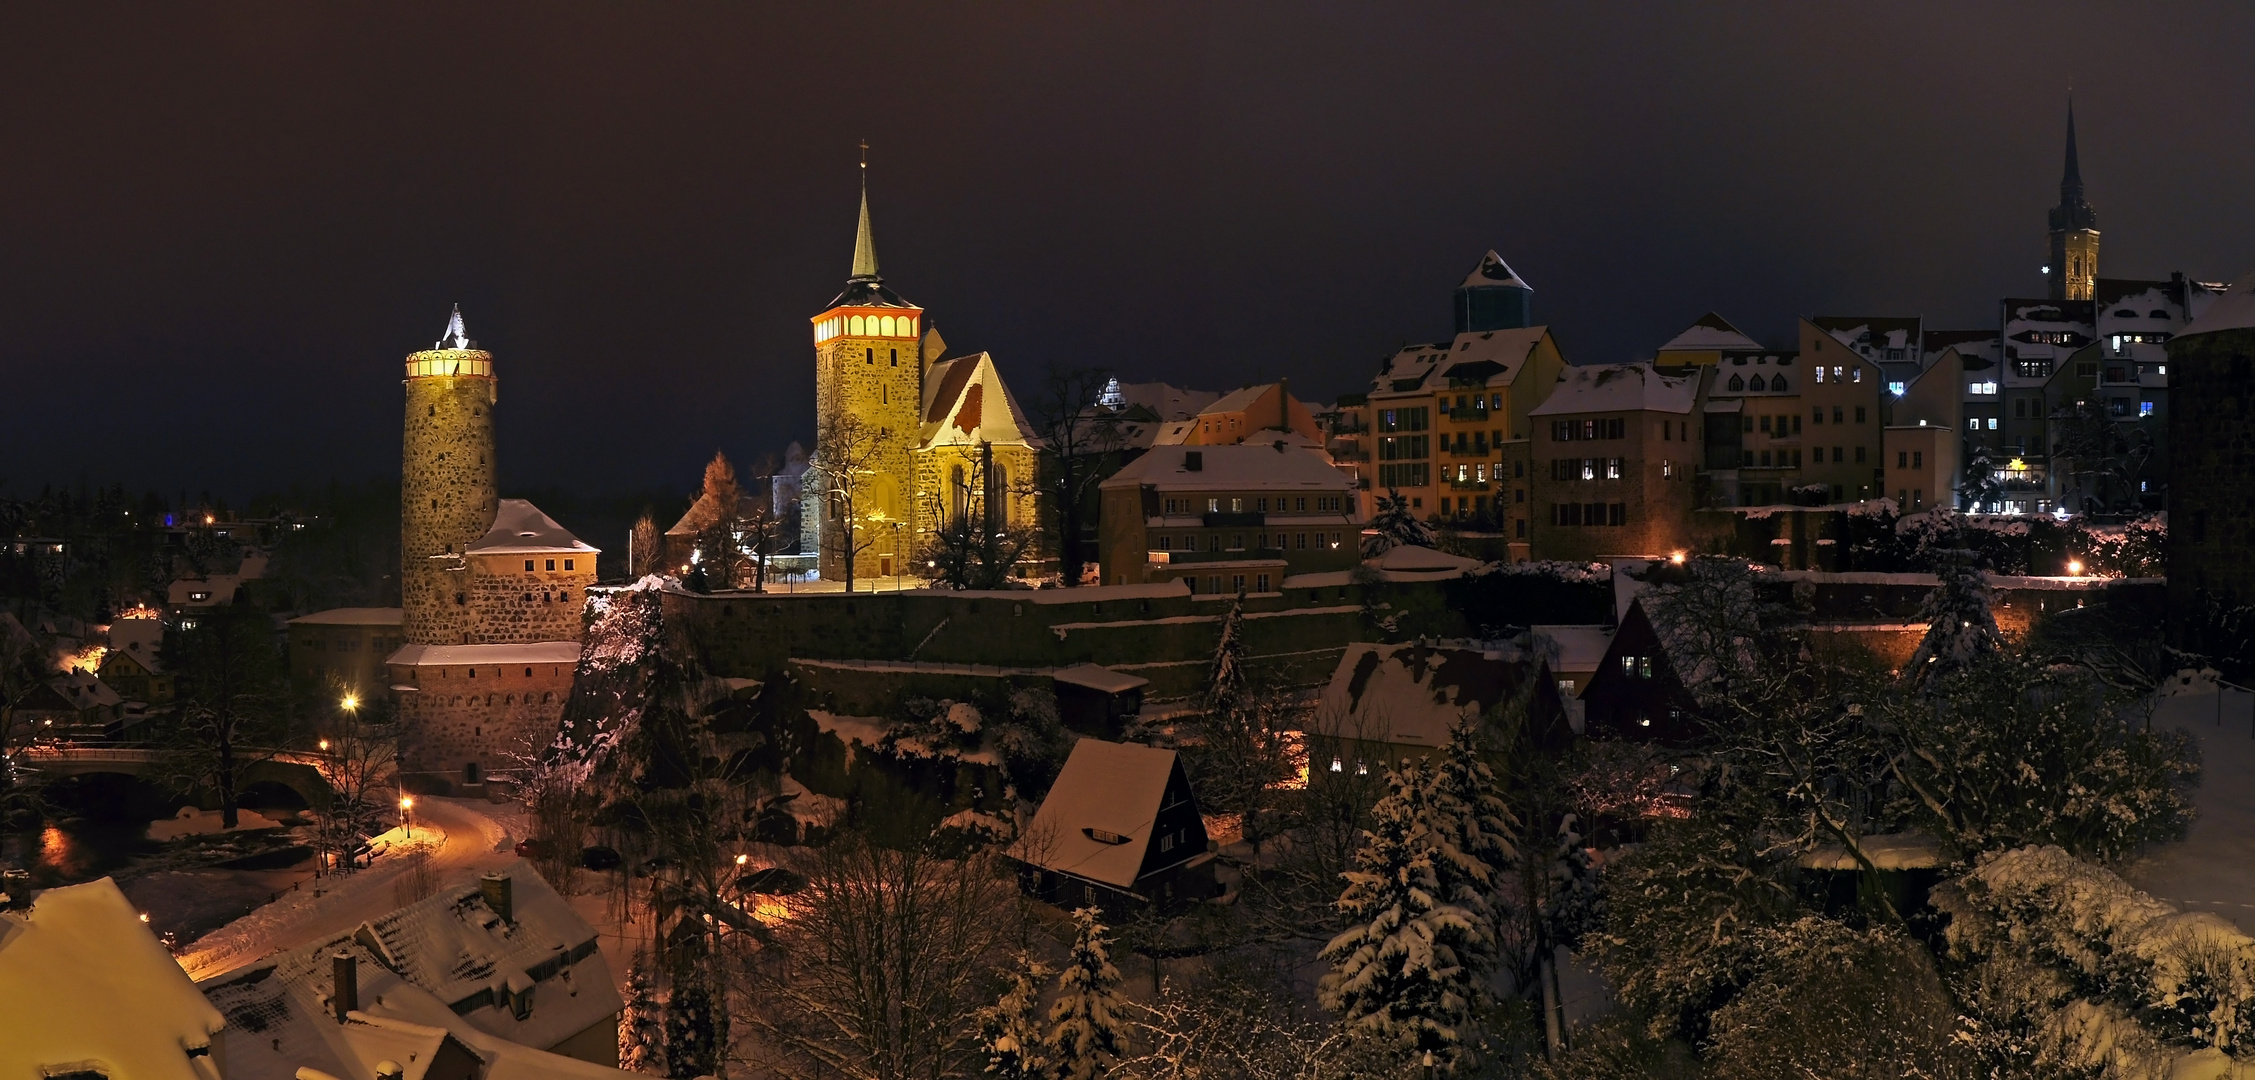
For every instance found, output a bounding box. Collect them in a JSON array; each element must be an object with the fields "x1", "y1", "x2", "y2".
[
  {"x1": 2046, "y1": 94, "x2": 2099, "y2": 301},
  {"x1": 850, "y1": 141, "x2": 880, "y2": 282},
  {"x1": 2061, "y1": 94, "x2": 2083, "y2": 197}
]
